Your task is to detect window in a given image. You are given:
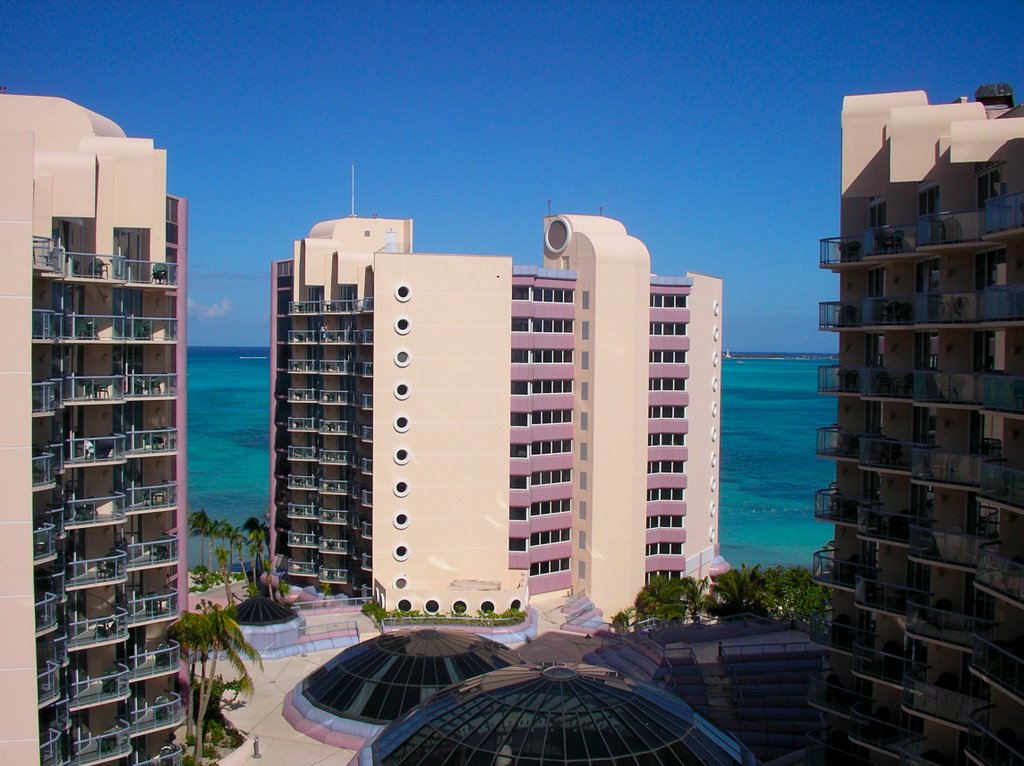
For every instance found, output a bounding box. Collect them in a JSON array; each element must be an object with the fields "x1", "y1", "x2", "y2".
[
  {"x1": 532, "y1": 318, "x2": 573, "y2": 333},
  {"x1": 530, "y1": 558, "x2": 570, "y2": 576},
  {"x1": 512, "y1": 318, "x2": 530, "y2": 332},
  {"x1": 579, "y1": 441, "x2": 587, "y2": 460},
  {"x1": 530, "y1": 528, "x2": 571, "y2": 546},
  {"x1": 916, "y1": 258, "x2": 940, "y2": 293},
  {"x1": 531, "y1": 409, "x2": 572, "y2": 425},
  {"x1": 865, "y1": 333, "x2": 884, "y2": 368},
  {"x1": 648, "y1": 460, "x2": 686, "y2": 474},
  {"x1": 649, "y1": 378, "x2": 687, "y2": 391},
  {"x1": 581, "y1": 381, "x2": 588, "y2": 401},
  {"x1": 646, "y1": 542, "x2": 683, "y2": 556},
  {"x1": 650, "y1": 350, "x2": 687, "y2": 364},
  {"x1": 650, "y1": 322, "x2": 687, "y2": 336},
  {"x1": 581, "y1": 291, "x2": 590, "y2": 310},
  {"x1": 530, "y1": 499, "x2": 571, "y2": 516},
  {"x1": 975, "y1": 249, "x2": 1006, "y2": 289},
  {"x1": 869, "y1": 197, "x2": 887, "y2": 229},
  {"x1": 867, "y1": 267, "x2": 885, "y2": 298},
  {"x1": 646, "y1": 515, "x2": 684, "y2": 528},
  {"x1": 509, "y1": 537, "x2": 527, "y2": 552},
  {"x1": 648, "y1": 432, "x2": 686, "y2": 447},
  {"x1": 581, "y1": 411, "x2": 588, "y2": 431},
  {"x1": 650, "y1": 293, "x2": 687, "y2": 308},
  {"x1": 974, "y1": 330, "x2": 1004, "y2": 373},
  {"x1": 510, "y1": 443, "x2": 528, "y2": 458},
  {"x1": 510, "y1": 475, "x2": 528, "y2": 489},
  {"x1": 531, "y1": 439, "x2": 572, "y2": 455},
  {"x1": 649, "y1": 405, "x2": 686, "y2": 419},
  {"x1": 581, "y1": 321, "x2": 590, "y2": 340},
  {"x1": 531, "y1": 379, "x2": 573, "y2": 394},
  {"x1": 511, "y1": 381, "x2": 529, "y2": 395},
  {"x1": 512, "y1": 286, "x2": 530, "y2": 301},
  {"x1": 648, "y1": 487, "x2": 685, "y2": 501},
  {"x1": 510, "y1": 412, "x2": 528, "y2": 427},
  {"x1": 531, "y1": 287, "x2": 574, "y2": 303},
  {"x1": 579, "y1": 500, "x2": 587, "y2": 519},
  {"x1": 977, "y1": 164, "x2": 1004, "y2": 208},
  {"x1": 531, "y1": 349, "x2": 573, "y2": 364},
  {"x1": 579, "y1": 533, "x2": 587, "y2": 551},
  {"x1": 914, "y1": 332, "x2": 939, "y2": 371},
  {"x1": 511, "y1": 349, "x2": 529, "y2": 363},
  {"x1": 509, "y1": 506, "x2": 527, "y2": 521},
  {"x1": 531, "y1": 469, "x2": 572, "y2": 486},
  {"x1": 581, "y1": 351, "x2": 589, "y2": 370},
  {"x1": 864, "y1": 401, "x2": 882, "y2": 435},
  {"x1": 919, "y1": 184, "x2": 940, "y2": 216}
]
